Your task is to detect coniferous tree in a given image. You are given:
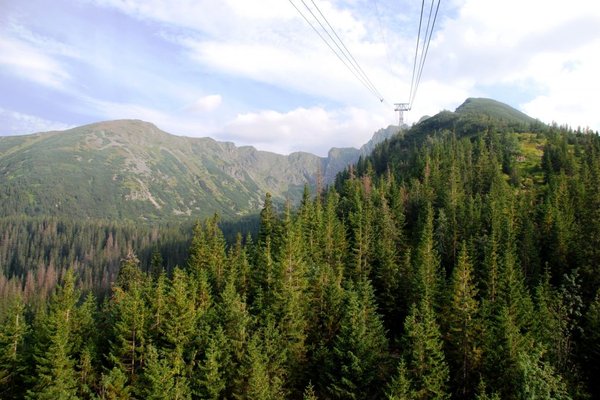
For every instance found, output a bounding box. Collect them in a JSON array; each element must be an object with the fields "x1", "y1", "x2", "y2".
[
  {"x1": 582, "y1": 290, "x2": 600, "y2": 397},
  {"x1": 140, "y1": 344, "x2": 178, "y2": 400},
  {"x1": 99, "y1": 367, "x2": 132, "y2": 400},
  {"x1": 227, "y1": 233, "x2": 251, "y2": 296},
  {"x1": 0, "y1": 294, "x2": 28, "y2": 399},
  {"x1": 203, "y1": 214, "x2": 229, "y2": 294},
  {"x1": 303, "y1": 381, "x2": 319, "y2": 400},
  {"x1": 149, "y1": 248, "x2": 164, "y2": 279},
  {"x1": 187, "y1": 221, "x2": 206, "y2": 279},
  {"x1": 276, "y1": 204, "x2": 309, "y2": 391},
  {"x1": 372, "y1": 186, "x2": 402, "y2": 333},
  {"x1": 532, "y1": 269, "x2": 580, "y2": 376},
  {"x1": 446, "y1": 242, "x2": 481, "y2": 398},
  {"x1": 27, "y1": 270, "x2": 80, "y2": 400},
  {"x1": 217, "y1": 277, "x2": 251, "y2": 371},
  {"x1": 402, "y1": 299, "x2": 450, "y2": 400},
  {"x1": 413, "y1": 203, "x2": 443, "y2": 309},
  {"x1": 349, "y1": 176, "x2": 374, "y2": 281},
  {"x1": 235, "y1": 321, "x2": 287, "y2": 400},
  {"x1": 74, "y1": 292, "x2": 99, "y2": 399},
  {"x1": 387, "y1": 360, "x2": 415, "y2": 400},
  {"x1": 162, "y1": 267, "x2": 196, "y2": 397},
  {"x1": 147, "y1": 271, "x2": 167, "y2": 345},
  {"x1": 321, "y1": 189, "x2": 346, "y2": 278},
  {"x1": 306, "y1": 262, "x2": 345, "y2": 393},
  {"x1": 108, "y1": 257, "x2": 148, "y2": 387},
  {"x1": 197, "y1": 326, "x2": 230, "y2": 400},
  {"x1": 252, "y1": 193, "x2": 281, "y2": 315},
  {"x1": 475, "y1": 380, "x2": 500, "y2": 400},
  {"x1": 325, "y1": 280, "x2": 388, "y2": 399}
]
